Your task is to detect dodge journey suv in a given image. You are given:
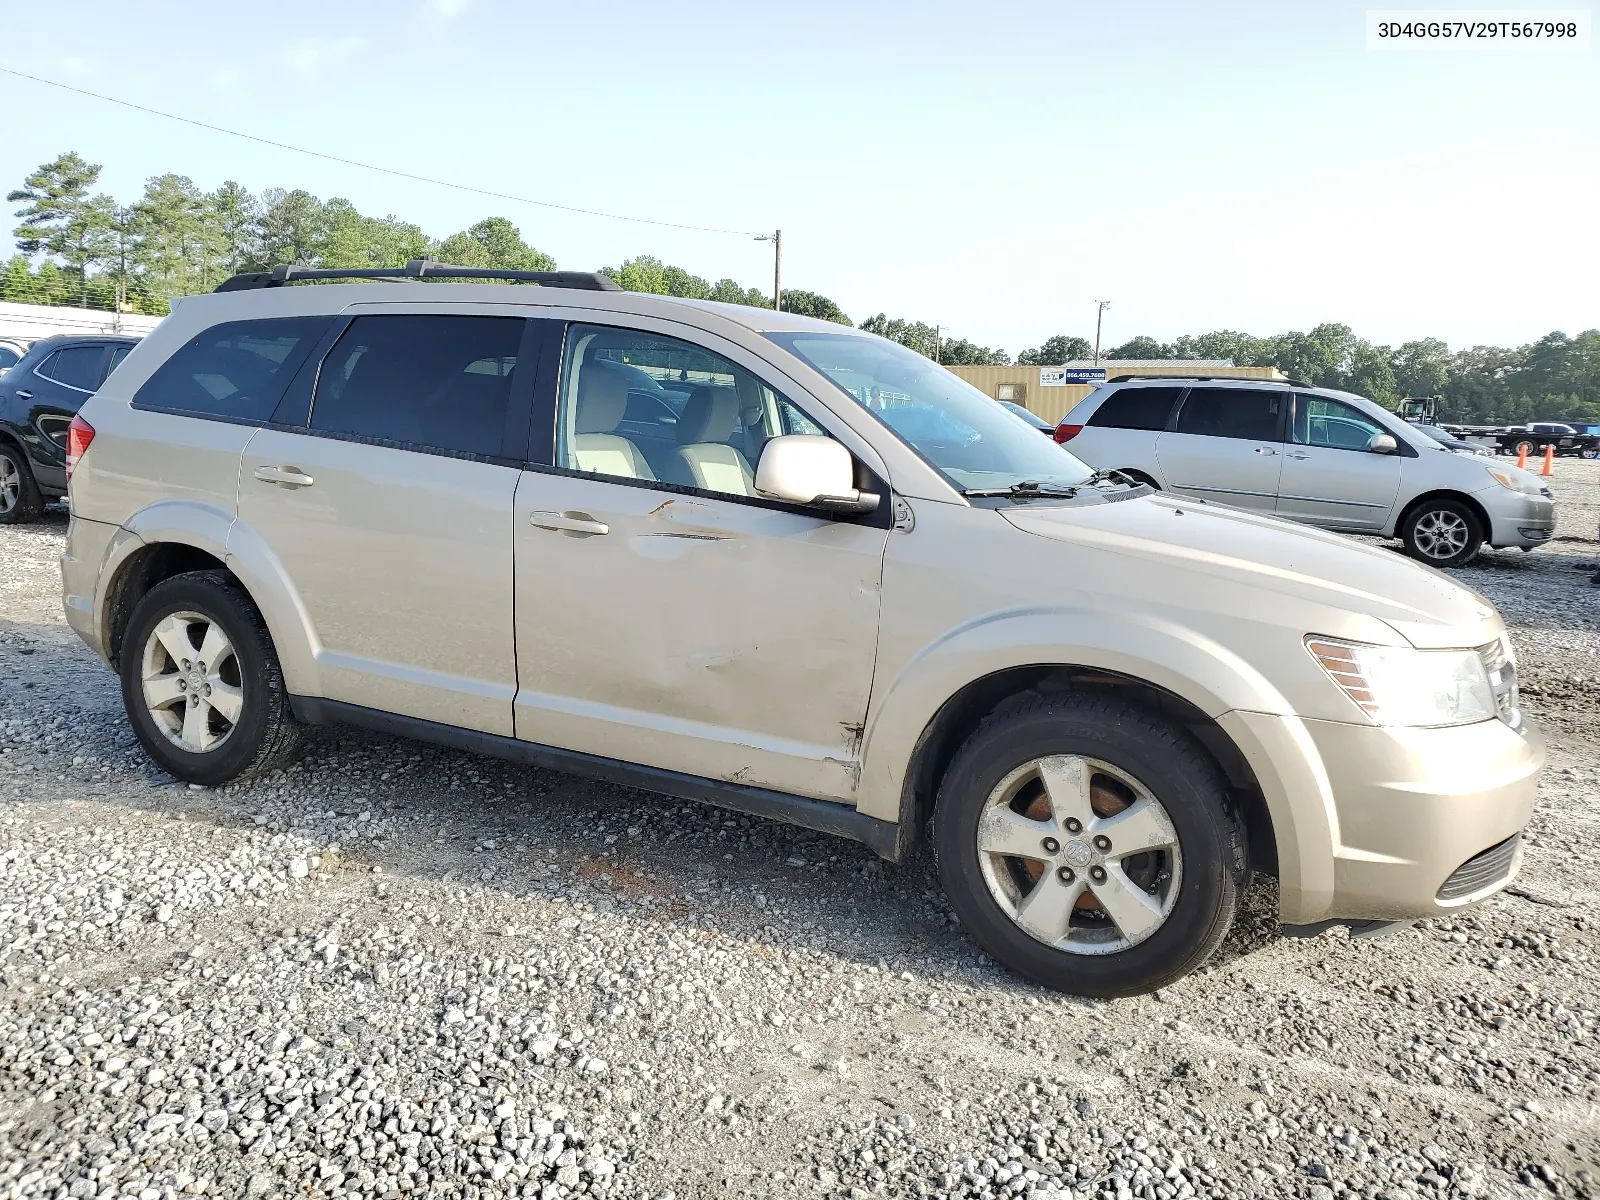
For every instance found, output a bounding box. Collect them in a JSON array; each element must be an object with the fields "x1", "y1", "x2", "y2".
[{"x1": 60, "y1": 261, "x2": 1543, "y2": 996}]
